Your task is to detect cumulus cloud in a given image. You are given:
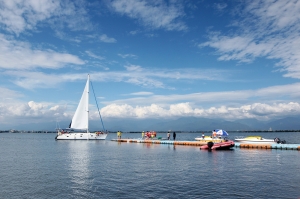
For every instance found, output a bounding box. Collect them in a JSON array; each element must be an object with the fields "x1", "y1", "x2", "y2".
[
  {"x1": 109, "y1": 0, "x2": 187, "y2": 31},
  {"x1": 2, "y1": 100, "x2": 300, "y2": 125},
  {"x1": 99, "y1": 102, "x2": 300, "y2": 121},
  {"x1": 0, "y1": 100, "x2": 70, "y2": 125},
  {"x1": 2, "y1": 82, "x2": 300, "y2": 126},
  {"x1": 200, "y1": 0, "x2": 300, "y2": 79}
]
